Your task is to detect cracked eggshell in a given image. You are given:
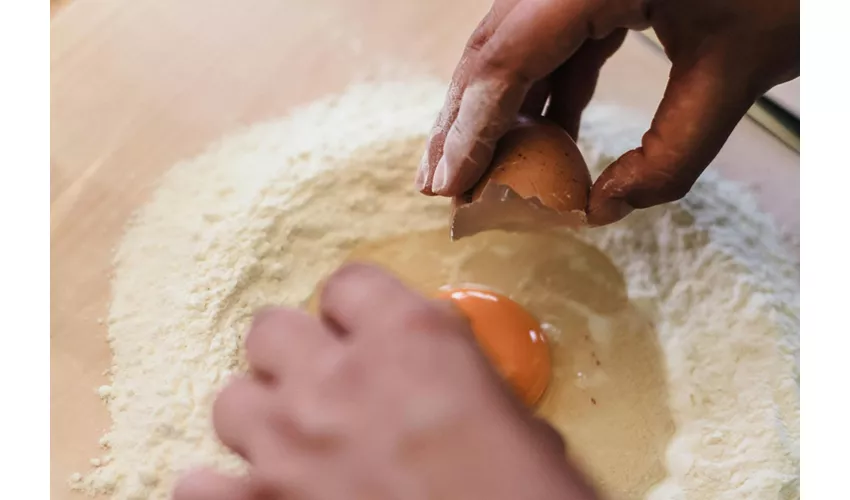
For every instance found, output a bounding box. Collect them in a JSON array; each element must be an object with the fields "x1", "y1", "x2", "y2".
[{"x1": 450, "y1": 115, "x2": 592, "y2": 240}]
